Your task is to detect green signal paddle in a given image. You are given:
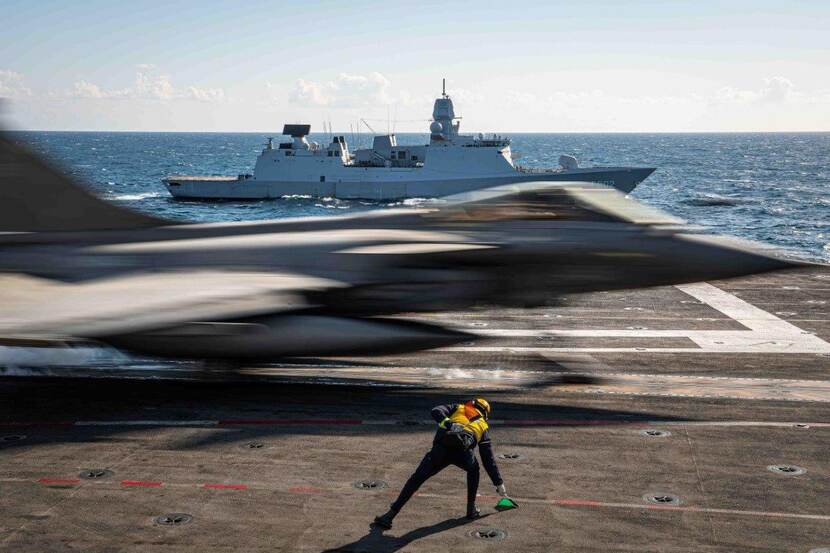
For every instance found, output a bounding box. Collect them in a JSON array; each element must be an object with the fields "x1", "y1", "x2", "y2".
[{"x1": 495, "y1": 497, "x2": 519, "y2": 511}]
